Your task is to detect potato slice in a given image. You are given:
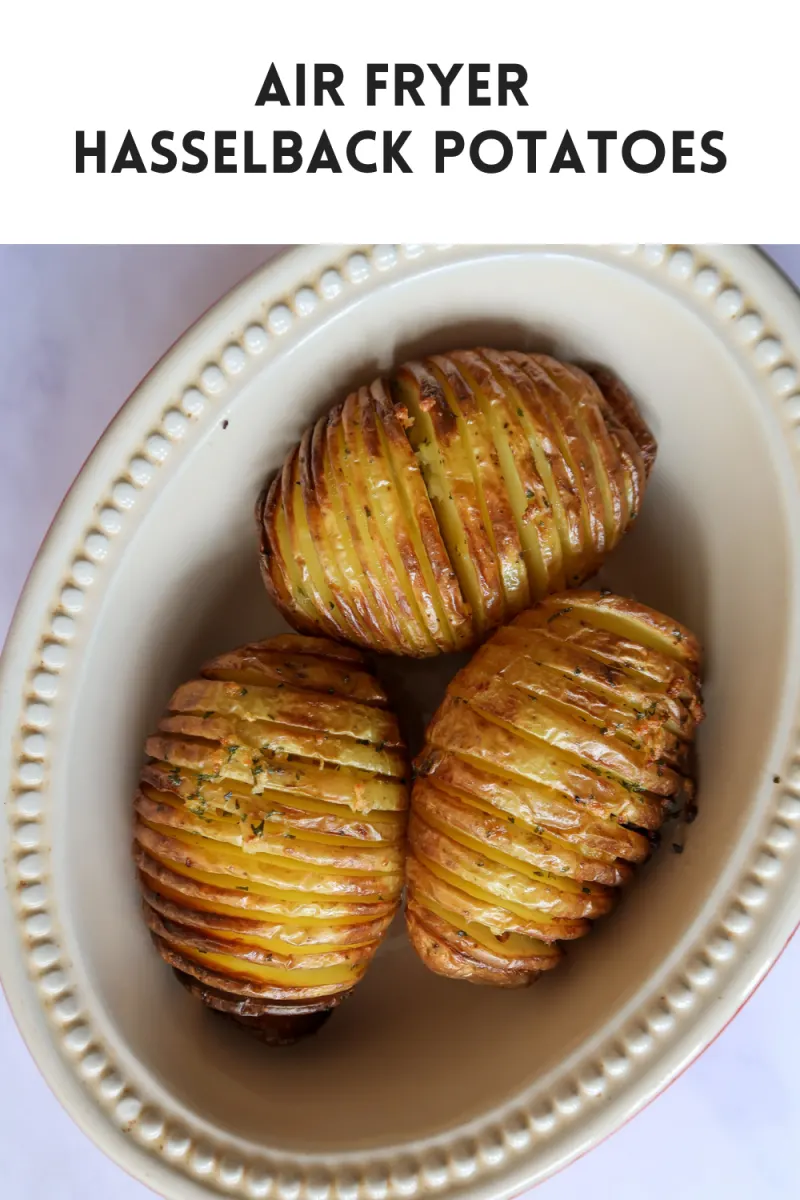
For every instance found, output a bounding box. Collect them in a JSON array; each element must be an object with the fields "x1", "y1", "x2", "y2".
[
  {"x1": 406, "y1": 854, "x2": 588, "y2": 941},
  {"x1": 141, "y1": 881, "x2": 392, "y2": 947},
  {"x1": 406, "y1": 590, "x2": 703, "y2": 985},
  {"x1": 589, "y1": 365, "x2": 657, "y2": 479},
  {"x1": 412, "y1": 781, "x2": 632, "y2": 886},
  {"x1": 341, "y1": 388, "x2": 430, "y2": 653},
  {"x1": 302, "y1": 416, "x2": 373, "y2": 645},
  {"x1": 465, "y1": 349, "x2": 561, "y2": 592},
  {"x1": 429, "y1": 355, "x2": 530, "y2": 617},
  {"x1": 282, "y1": 447, "x2": 343, "y2": 640},
  {"x1": 136, "y1": 847, "x2": 395, "y2": 922},
  {"x1": 135, "y1": 633, "x2": 409, "y2": 1042},
  {"x1": 326, "y1": 404, "x2": 402, "y2": 651},
  {"x1": 528, "y1": 354, "x2": 608, "y2": 567},
  {"x1": 353, "y1": 386, "x2": 435, "y2": 653},
  {"x1": 371, "y1": 378, "x2": 472, "y2": 649},
  {"x1": 449, "y1": 350, "x2": 551, "y2": 599},
  {"x1": 394, "y1": 361, "x2": 494, "y2": 633},
  {"x1": 257, "y1": 474, "x2": 321, "y2": 634}
]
